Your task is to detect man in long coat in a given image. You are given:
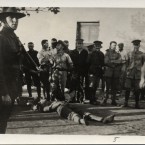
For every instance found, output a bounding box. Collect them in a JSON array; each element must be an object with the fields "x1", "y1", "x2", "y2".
[
  {"x1": 102, "y1": 41, "x2": 122, "y2": 106},
  {"x1": 123, "y1": 40, "x2": 145, "y2": 108},
  {"x1": 87, "y1": 41, "x2": 104, "y2": 104},
  {"x1": 0, "y1": 7, "x2": 26, "y2": 133},
  {"x1": 70, "y1": 39, "x2": 89, "y2": 103}
]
